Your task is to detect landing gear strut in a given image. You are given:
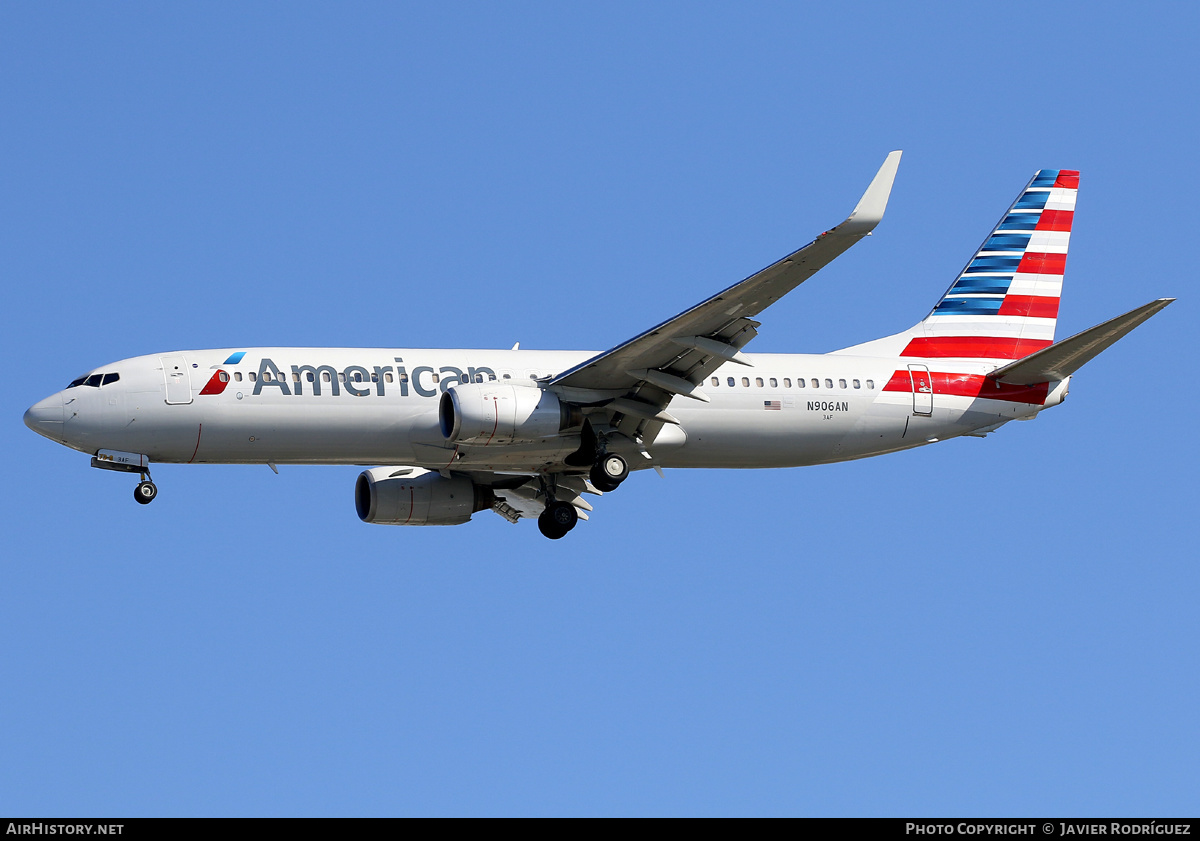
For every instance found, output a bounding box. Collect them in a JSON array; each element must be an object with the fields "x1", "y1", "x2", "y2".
[
  {"x1": 538, "y1": 500, "x2": 578, "y2": 540},
  {"x1": 589, "y1": 453, "x2": 628, "y2": 493},
  {"x1": 89, "y1": 453, "x2": 159, "y2": 504}
]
